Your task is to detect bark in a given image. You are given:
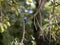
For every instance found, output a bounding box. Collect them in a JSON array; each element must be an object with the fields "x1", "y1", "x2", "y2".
[{"x1": 32, "y1": 0, "x2": 49, "y2": 45}]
